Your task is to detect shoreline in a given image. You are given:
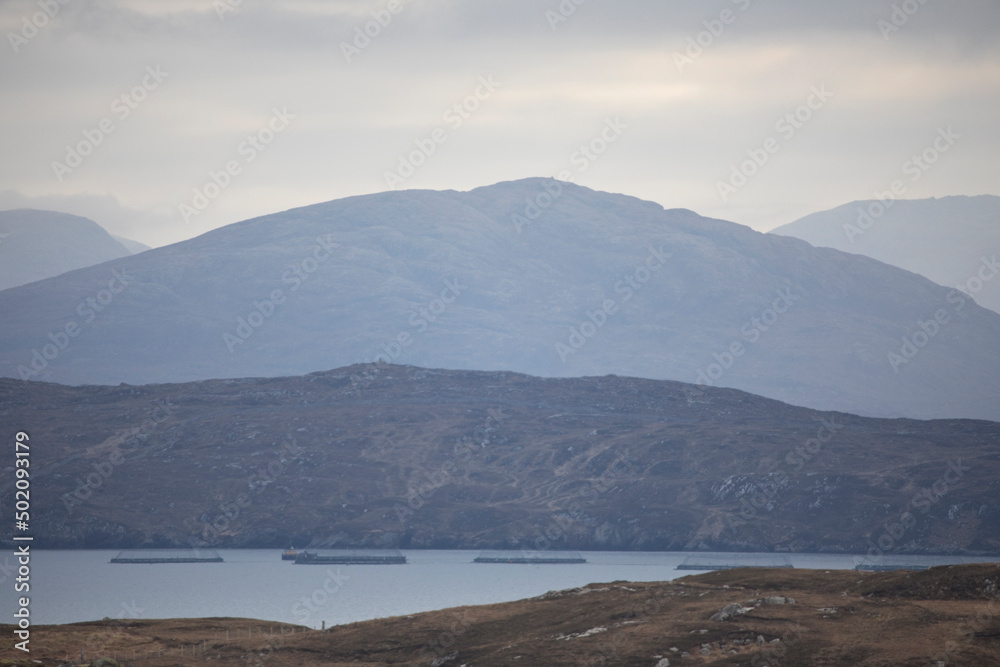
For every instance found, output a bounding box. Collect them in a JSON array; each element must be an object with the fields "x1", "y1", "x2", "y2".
[{"x1": 3, "y1": 564, "x2": 999, "y2": 666}]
